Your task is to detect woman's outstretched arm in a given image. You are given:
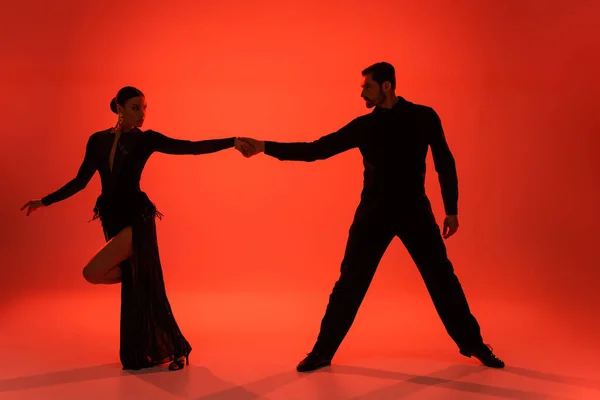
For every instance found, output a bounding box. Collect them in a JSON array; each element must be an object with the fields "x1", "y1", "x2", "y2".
[
  {"x1": 40, "y1": 133, "x2": 99, "y2": 206},
  {"x1": 147, "y1": 130, "x2": 237, "y2": 155}
]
